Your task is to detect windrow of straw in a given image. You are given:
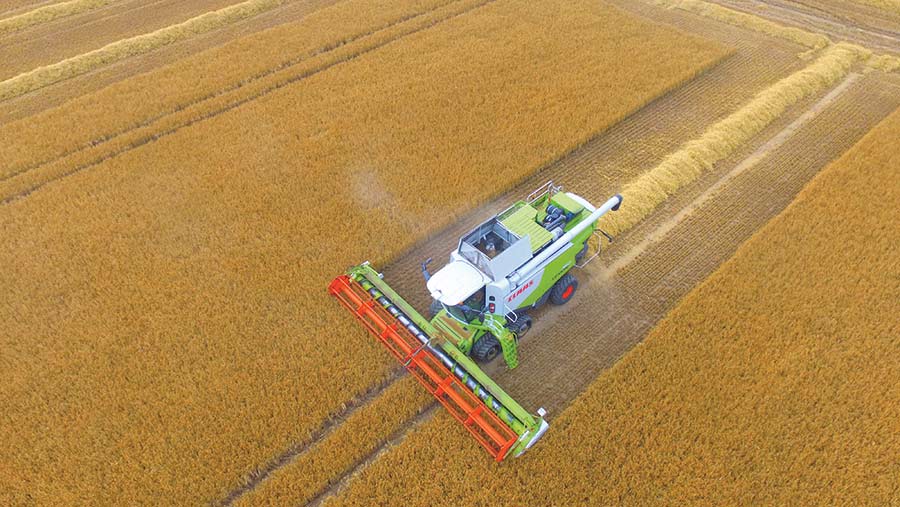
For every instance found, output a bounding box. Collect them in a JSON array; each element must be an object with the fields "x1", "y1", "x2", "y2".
[
  {"x1": 0, "y1": 0, "x2": 114, "y2": 35},
  {"x1": 0, "y1": 0, "x2": 286, "y2": 101},
  {"x1": 596, "y1": 42, "x2": 865, "y2": 237},
  {"x1": 649, "y1": 0, "x2": 830, "y2": 49}
]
